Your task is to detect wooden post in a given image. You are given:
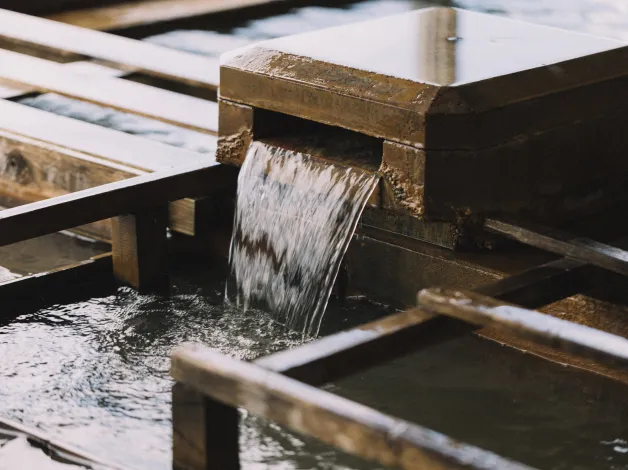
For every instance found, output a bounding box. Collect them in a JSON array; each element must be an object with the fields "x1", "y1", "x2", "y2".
[
  {"x1": 172, "y1": 383, "x2": 240, "y2": 470},
  {"x1": 111, "y1": 205, "x2": 169, "y2": 293}
]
